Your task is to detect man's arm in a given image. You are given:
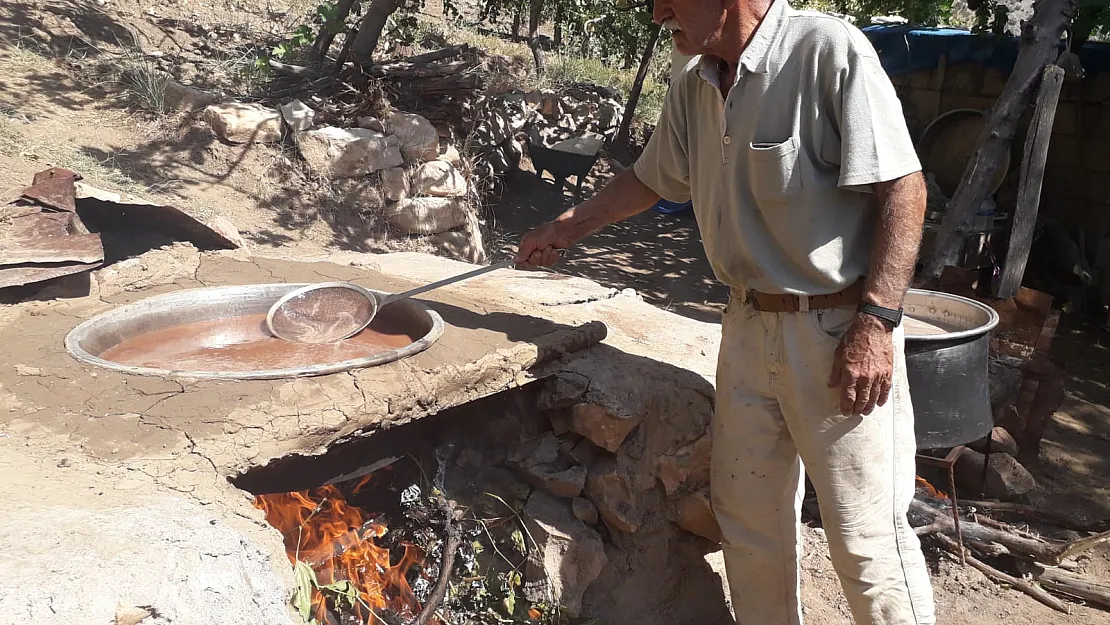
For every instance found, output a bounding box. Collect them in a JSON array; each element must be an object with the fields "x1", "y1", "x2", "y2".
[
  {"x1": 829, "y1": 171, "x2": 927, "y2": 416},
  {"x1": 864, "y1": 172, "x2": 928, "y2": 309},
  {"x1": 515, "y1": 170, "x2": 661, "y2": 267}
]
